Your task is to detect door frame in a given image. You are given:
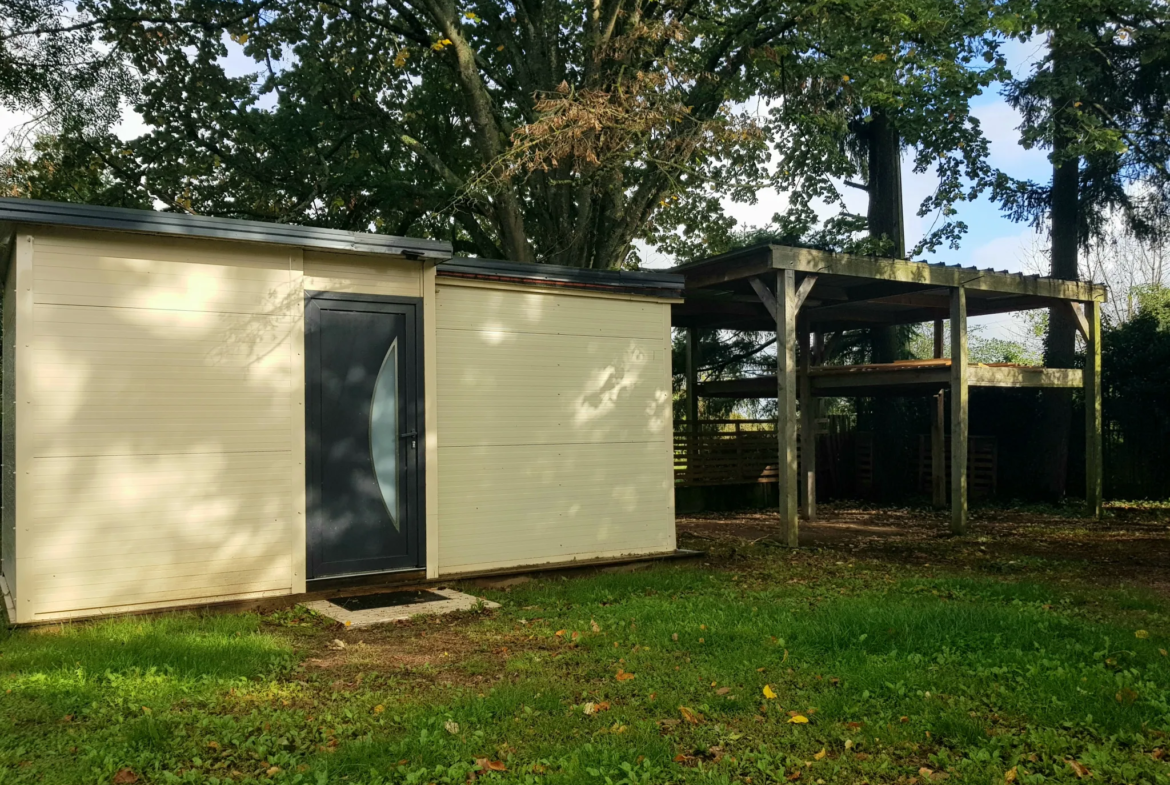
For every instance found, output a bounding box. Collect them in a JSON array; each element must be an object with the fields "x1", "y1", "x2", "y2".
[{"x1": 304, "y1": 290, "x2": 427, "y2": 581}]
